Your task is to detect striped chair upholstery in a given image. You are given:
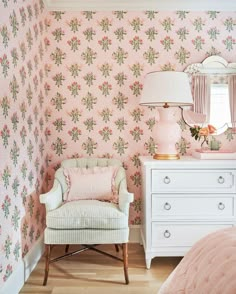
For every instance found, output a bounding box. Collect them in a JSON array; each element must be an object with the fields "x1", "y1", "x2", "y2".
[{"x1": 40, "y1": 158, "x2": 133, "y2": 285}]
